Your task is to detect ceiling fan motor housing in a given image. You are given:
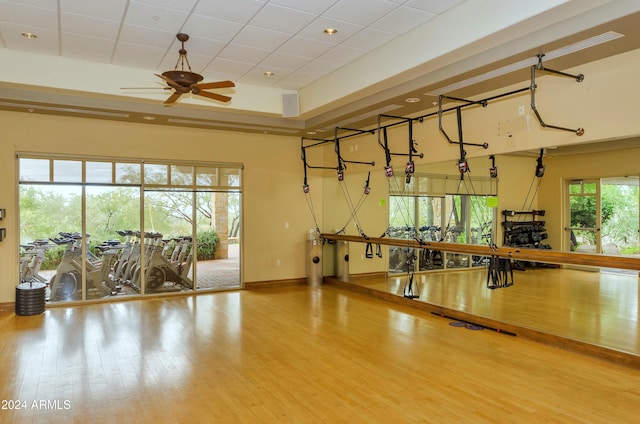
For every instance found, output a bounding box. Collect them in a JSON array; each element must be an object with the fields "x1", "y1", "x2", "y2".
[{"x1": 161, "y1": 70, "x2": 203, "y2": 87}]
